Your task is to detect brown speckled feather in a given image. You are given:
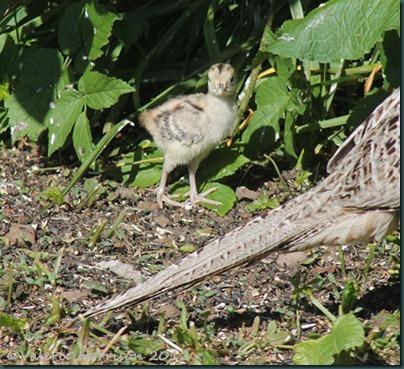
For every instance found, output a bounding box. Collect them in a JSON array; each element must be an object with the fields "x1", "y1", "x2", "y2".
[
  {"x1": 79, "y1": 88, "x2": 400, "y2": 319},
  {"x1": 139, "y1": 63, "x2": 238, "y2": 208}
]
